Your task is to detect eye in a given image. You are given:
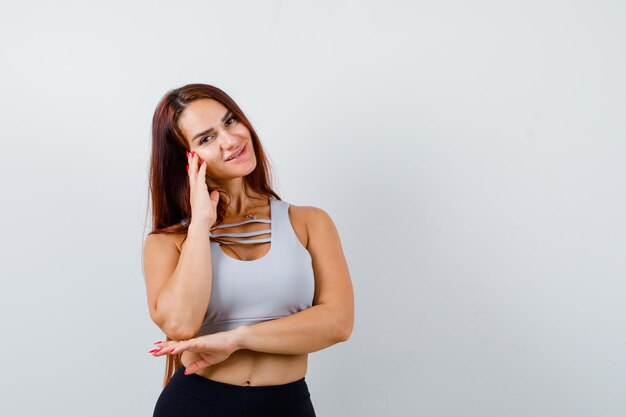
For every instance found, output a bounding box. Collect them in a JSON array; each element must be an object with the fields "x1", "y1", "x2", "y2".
[
  {"x1": 199, "y1": 116, "x2": 237, "y2": 145},
  {"x1": 199, "y1": 135, "x2": 213, "y2": 145}
]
